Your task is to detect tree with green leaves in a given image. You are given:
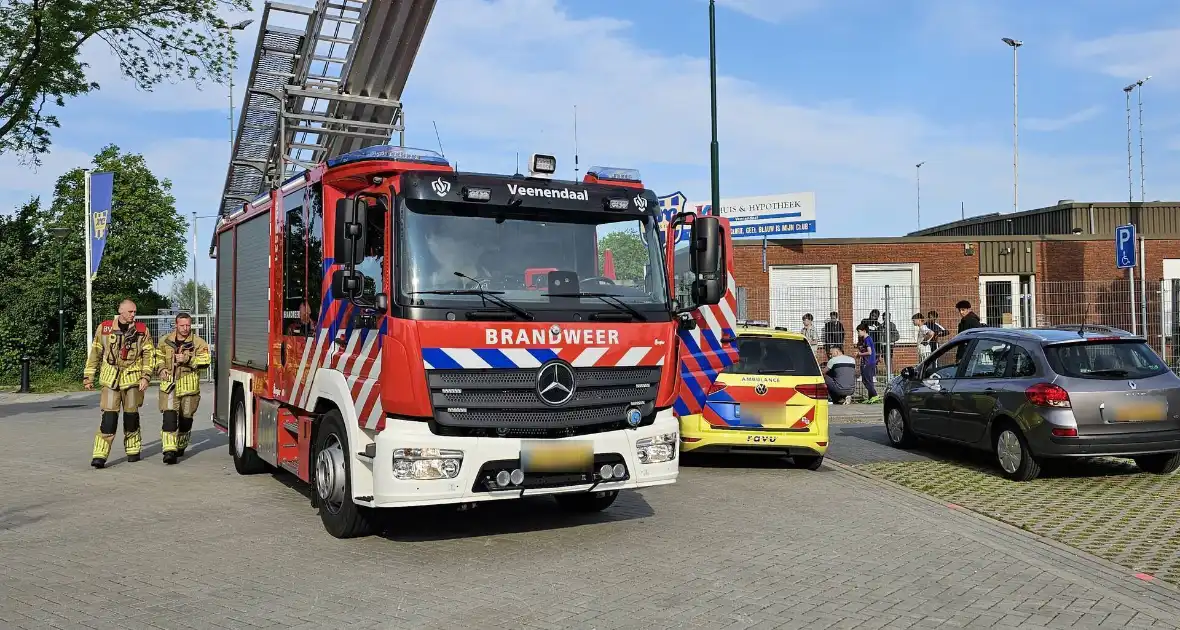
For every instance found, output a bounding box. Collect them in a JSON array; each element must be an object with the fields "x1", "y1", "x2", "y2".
[
  {"x1": 169, "y1": 278, "x2": 213, "y2": 315},
  {"x1": 597, "y1": 230, "x2": 648, "y2": 285},
  {"x1": 0, "y1": 144, "x2": 187, "y2": 382},
  {"x1": 0, "y1": 0, "x2": 252, "y2": 164}
]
